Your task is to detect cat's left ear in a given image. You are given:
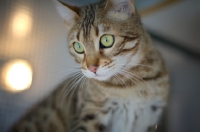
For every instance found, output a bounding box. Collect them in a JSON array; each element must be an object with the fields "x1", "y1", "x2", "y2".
[
  {"x1": 103, "y1": 0, "x2": 136, "y2": 20},
  {"x1": 52, "y1": 0, "x2": 80, "y2": 27}
]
